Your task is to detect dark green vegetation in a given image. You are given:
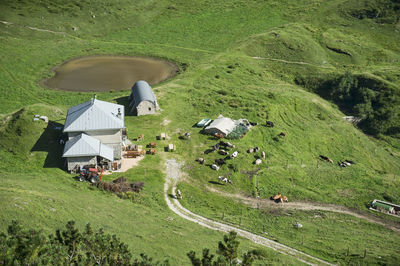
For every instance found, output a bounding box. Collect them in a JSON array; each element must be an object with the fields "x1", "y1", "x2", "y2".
[
  {"x1": 1, "y1": 0, "x2": 400, "y2": 264},
  {"x1": 187, "y1": 231, "x2": 263, "y2": 266},
  {"x1": 0, "y1": 220, "x2": 140, "y2": 265},
  {"x1": 344, "y1": 0, "x2": 400, "y2": 24},
  {"x1": 296, "y1": 71, "x2": 400, "y2": 138},
  {"x1": 1, "y1": 221, "x2": 259, "y2": 266}
]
